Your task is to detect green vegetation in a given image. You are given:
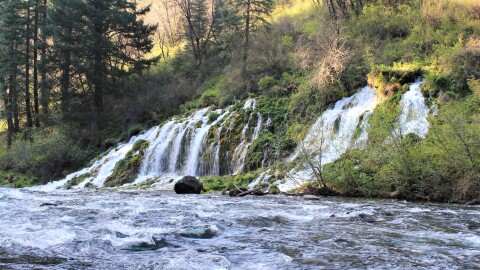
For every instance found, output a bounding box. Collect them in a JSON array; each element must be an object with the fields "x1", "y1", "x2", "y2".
[
  {"x1": 64, "y1": 173, "x2": 91, "y2": 189},
  {"x1": 103, "y1": 140, "x2": 149, "y2": 187},
  {"x1": 0, "y1": 0, "x2": 479, "y2": 202},
  {"x1": 200, "y1": 172, "x2": 260, "y2": 193}
]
